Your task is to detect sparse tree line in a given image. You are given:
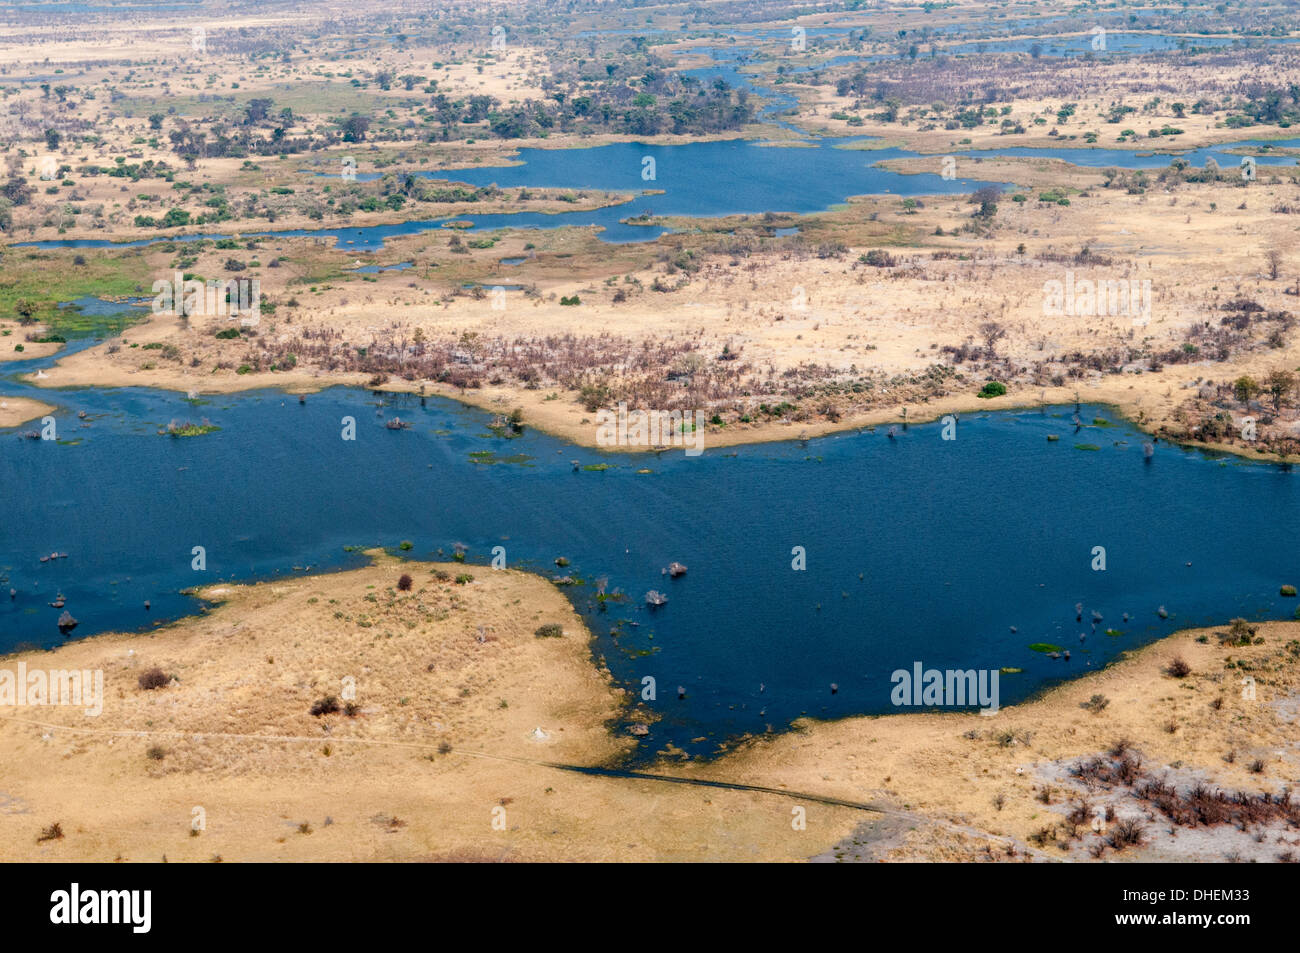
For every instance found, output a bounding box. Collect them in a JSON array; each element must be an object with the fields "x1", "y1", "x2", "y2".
[{"x1": 184, "y1": 318, "x2": 966, "y2": 430}]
